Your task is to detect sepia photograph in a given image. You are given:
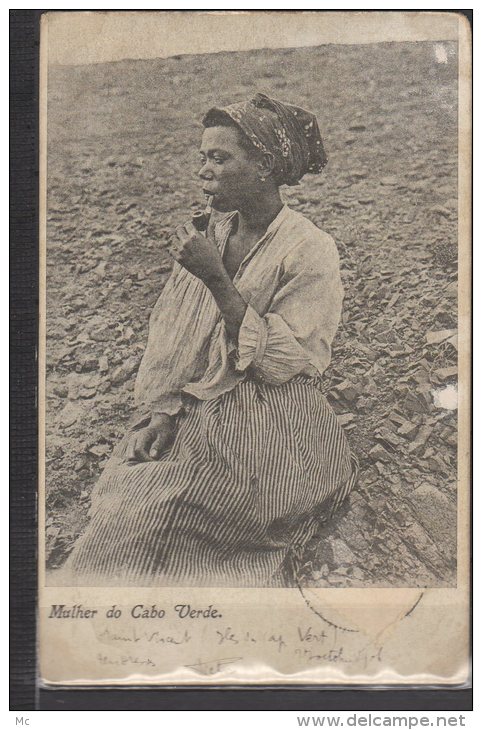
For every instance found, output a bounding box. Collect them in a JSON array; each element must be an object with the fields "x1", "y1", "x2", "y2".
[{"x1": 38, "y1": 10, "x2": 470, "y2": 685}]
